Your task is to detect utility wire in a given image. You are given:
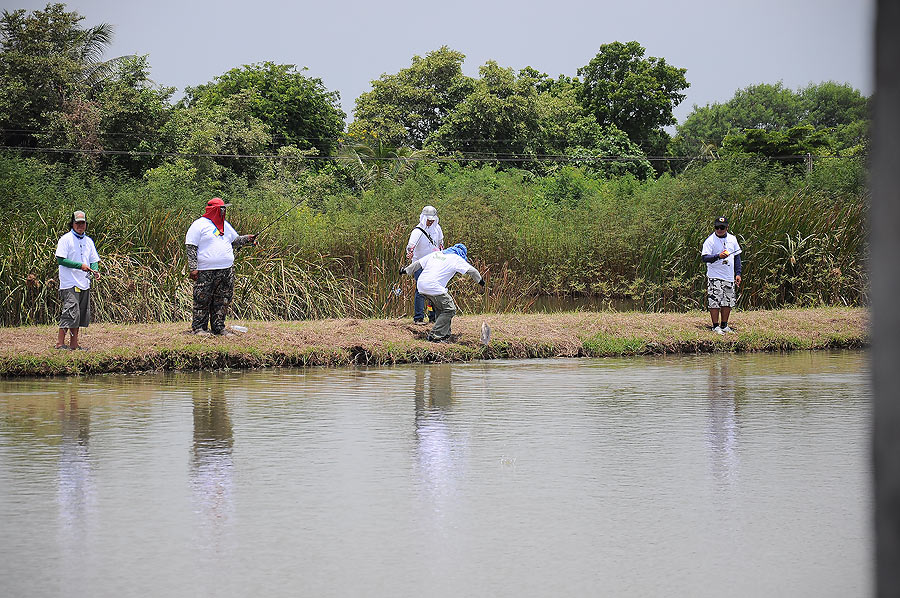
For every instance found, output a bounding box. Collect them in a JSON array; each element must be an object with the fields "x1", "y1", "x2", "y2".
[{"x1": 0, "y1": 145, "x2": 852, "y2": 163}]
